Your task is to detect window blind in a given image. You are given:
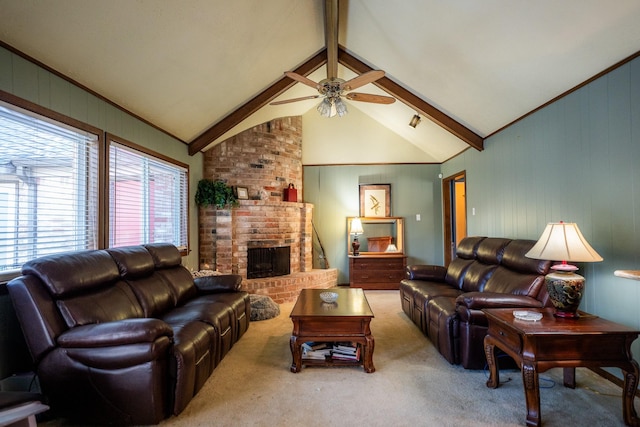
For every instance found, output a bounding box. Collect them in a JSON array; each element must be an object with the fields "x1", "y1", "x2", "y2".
[
  {"x1": 108, "y1": 141, "x2": 188, "y2": 251},
  {"x1": 0, "y1": 103, "x2": 99, "y2": 273}
]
